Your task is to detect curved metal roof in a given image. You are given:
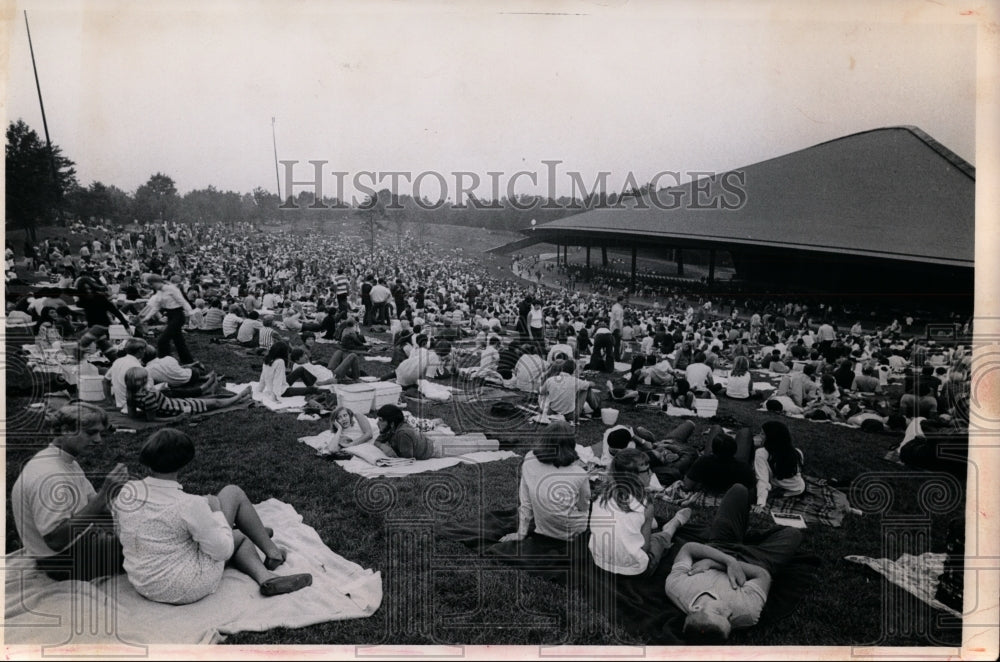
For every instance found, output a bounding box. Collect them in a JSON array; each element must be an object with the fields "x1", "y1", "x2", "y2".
[{"x1": 531, "y1": 127, "x2": 974, "y2": 267}]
